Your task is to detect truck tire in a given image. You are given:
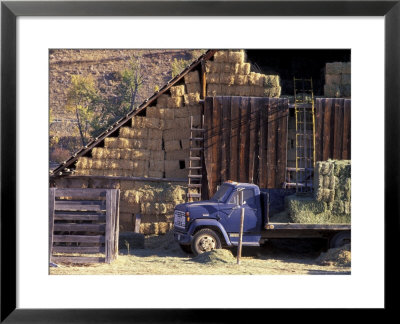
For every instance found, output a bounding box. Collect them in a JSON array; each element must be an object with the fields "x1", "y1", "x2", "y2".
[
  {"x1": 179, "y1": 244, "x2": 193, "y2": 254},
  {"x1": 191, "y1": 229, "x2": 222, "y2": 256},
  {"x1": 329, "y1": 231, "x2": 351, "y2": 249}
]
